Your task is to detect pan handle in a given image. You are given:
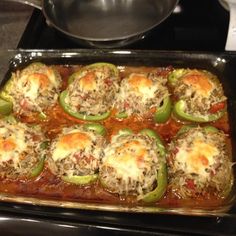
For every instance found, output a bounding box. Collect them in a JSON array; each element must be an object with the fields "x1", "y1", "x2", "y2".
[
  {"x1": 3, "y1": 0, "x2": 42, "y2": 10},
  {"x1": 225, "y1": 0, "x2": 236, "y2": 50}
]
